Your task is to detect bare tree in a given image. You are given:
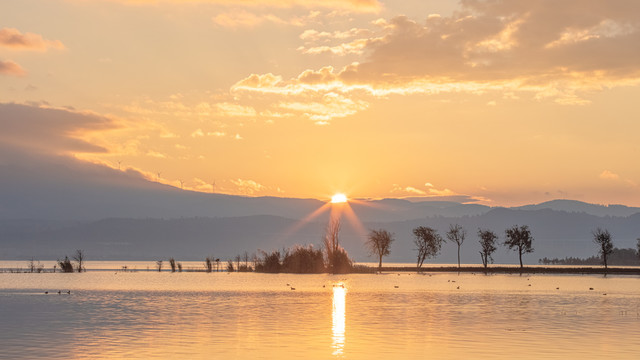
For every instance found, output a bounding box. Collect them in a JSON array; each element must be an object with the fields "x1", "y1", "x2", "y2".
[
  {"x1": 235, "y1": 254, "x2": 241, "y2": 271},
  {"x1": 251, "y1": 253, "x2": 258, "y2": 270},
  {"x1": 169, "y1": 258, "x2": 176, "y2": 272},
  {"x1": 504, "y1": 225, "x2": 534, "y2": 268},
  {"x1": 243, "y1": 251, "x2": 250, "y2": 268},
  {"x1": 28, "y1": 258, "x2": 36, "y2": 273},
  {"x1": 446, "y1": 224, "x2": 466, "y2": 269},
  {"x1": 366, "y1": 229, "x2": 395, "y2": 270},
  {"x1": 156, "y1": 260, "x2": 163, "y2": 272},
  {"x1": 205, "y1": 257, "x2": 213, "y2": 273},
  {"x1": 477, "y1": 229, "x2": 498, "y2": 268},
  {"x1": 412, "y1": 226, "x2": 444, "y2": 270},
  {"x1": 592, "y1": 228, "x2": 613, "y2": 270},
  {"x1": 215, "y1": 258, "x2": 220, "y2": 272},
  {"x1": 72, "y1": 249, "x2": 85, "y2": 273},
  {"x1": 323, "y1": 217, "x2": 351, "y2": 273},
  {"x1": 177, "y1": 262, "x2": 183, "y2": 272},
  {"x1": 27, "y1": 258, "x2": 44, "y2": 273}
]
